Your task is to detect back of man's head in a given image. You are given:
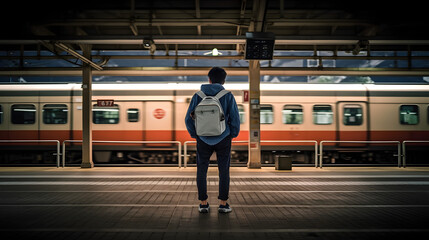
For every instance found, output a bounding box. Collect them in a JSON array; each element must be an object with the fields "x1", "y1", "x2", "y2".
[{"x1": 208, "y1": 67, "x2": 227, "y2": 85}]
